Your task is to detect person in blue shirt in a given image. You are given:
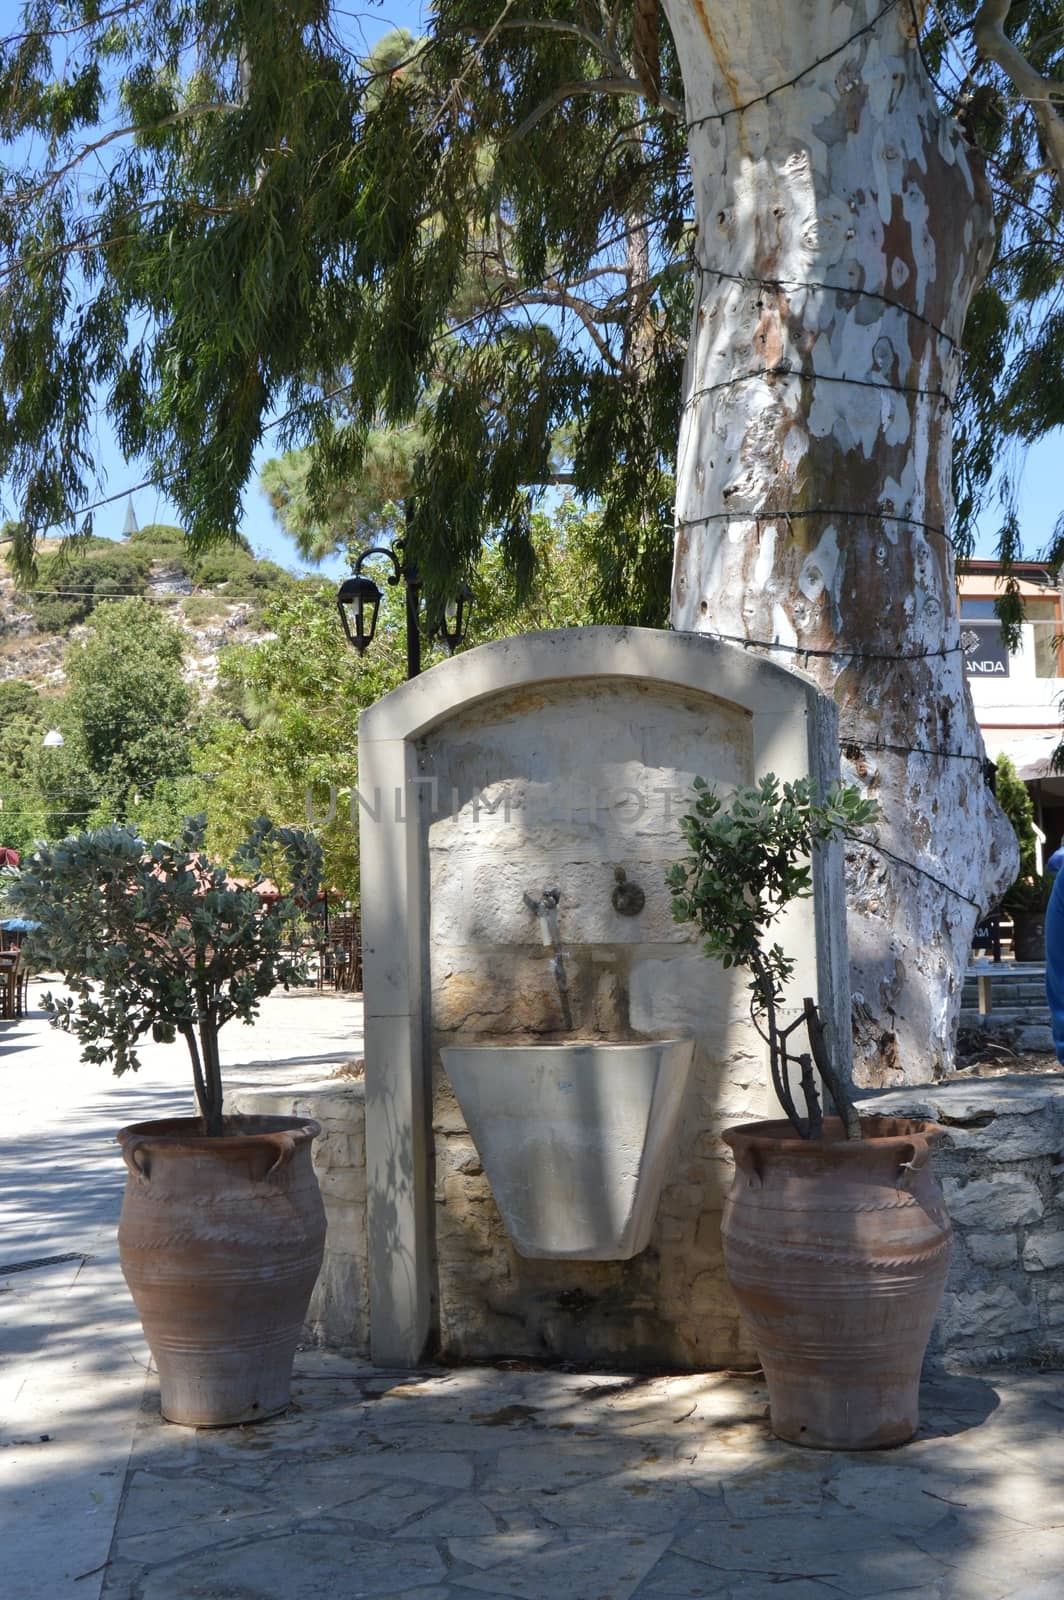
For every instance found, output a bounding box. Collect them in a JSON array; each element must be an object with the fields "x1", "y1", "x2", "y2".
[
  {"x1": 1045, "y1": 864, "x2": 1064, "y2": 1064},
  {"x1": 1046, "y1": 845, "x2": 1064, "y2": 878}
]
